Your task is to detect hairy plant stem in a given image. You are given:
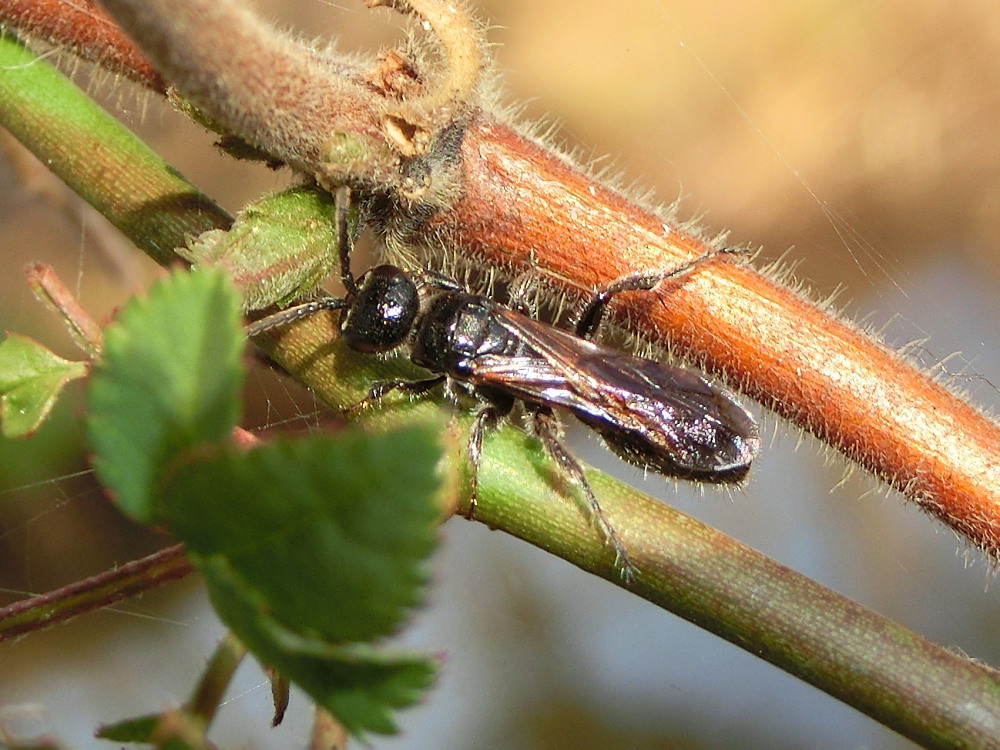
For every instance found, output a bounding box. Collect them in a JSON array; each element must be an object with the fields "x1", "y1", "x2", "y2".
[{"x1": 0, "y1": 0, "x2": 166, "y2": 91}]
